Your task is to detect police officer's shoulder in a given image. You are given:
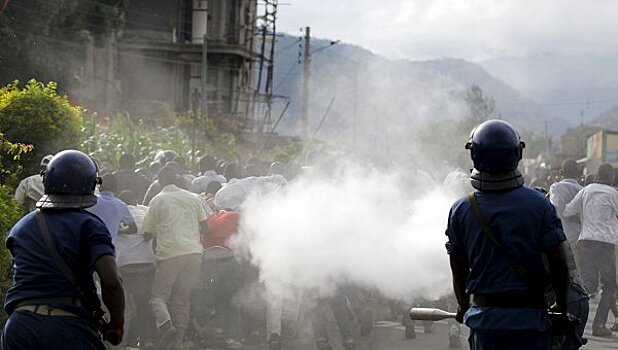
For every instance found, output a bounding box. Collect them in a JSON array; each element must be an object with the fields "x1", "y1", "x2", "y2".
[{"x1": 449, "y1": 194, "x2": 472, "y2": 214}]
